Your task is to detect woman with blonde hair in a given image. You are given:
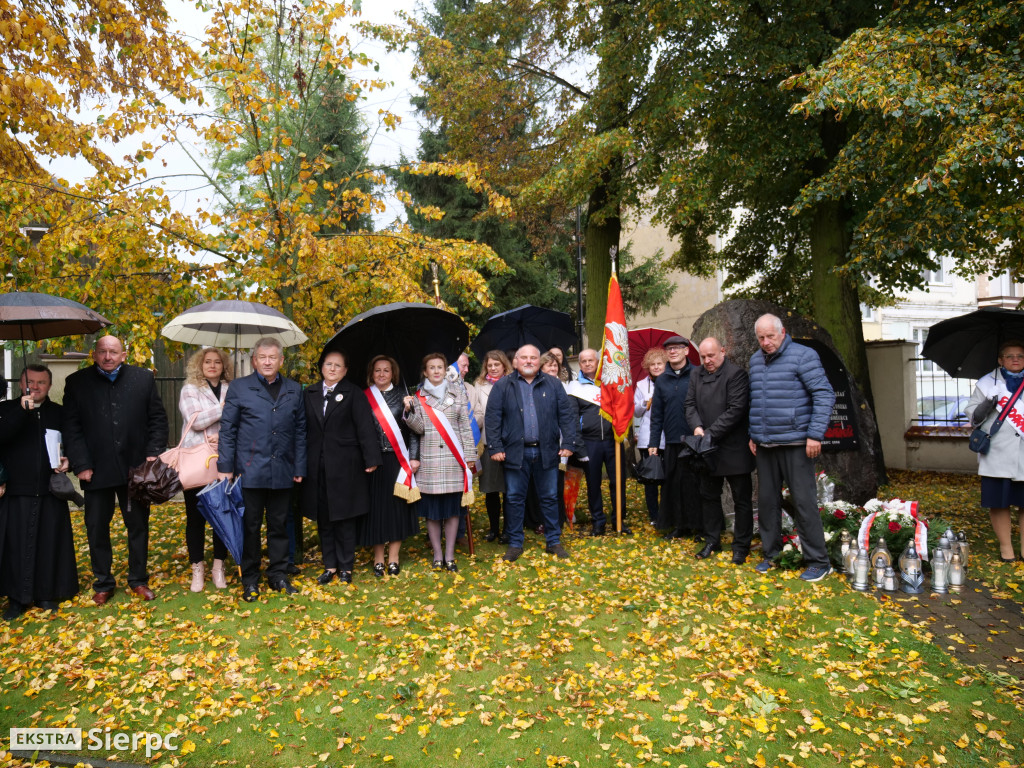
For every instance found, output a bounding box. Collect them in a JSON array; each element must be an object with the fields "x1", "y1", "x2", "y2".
[
  {"x1": 470, "y1": 350, "x2": 512, "y2": 541},
  {"x1": 634, "y1": 347, "x2": 668, "y2": 524},
  {"x1": 179, "y1": 347, "x2": 234, "y2": 591}
]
